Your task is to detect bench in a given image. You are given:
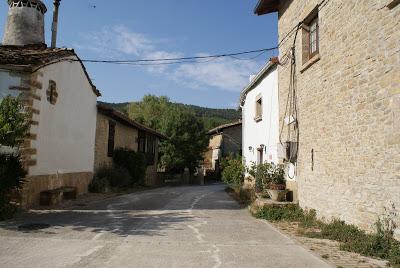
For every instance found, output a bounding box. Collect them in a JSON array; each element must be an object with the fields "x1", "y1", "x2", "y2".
[{"x1": 40, "y1": 186, "x2": 77, "y2": 206}]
